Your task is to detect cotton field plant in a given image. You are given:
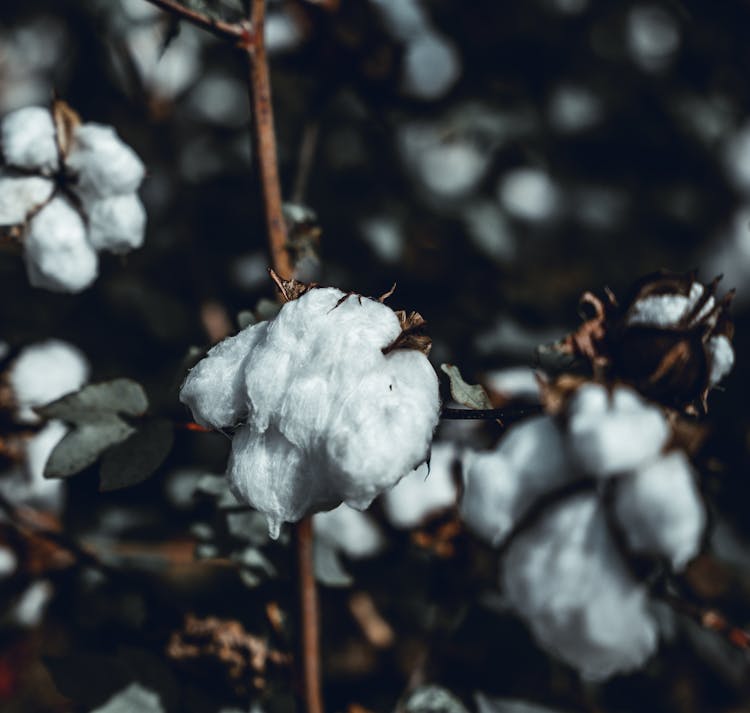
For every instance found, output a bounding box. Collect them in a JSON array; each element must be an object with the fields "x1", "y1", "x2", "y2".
[{"x1": 2, "y1": 2, "x2": 750, "y2": 713}]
